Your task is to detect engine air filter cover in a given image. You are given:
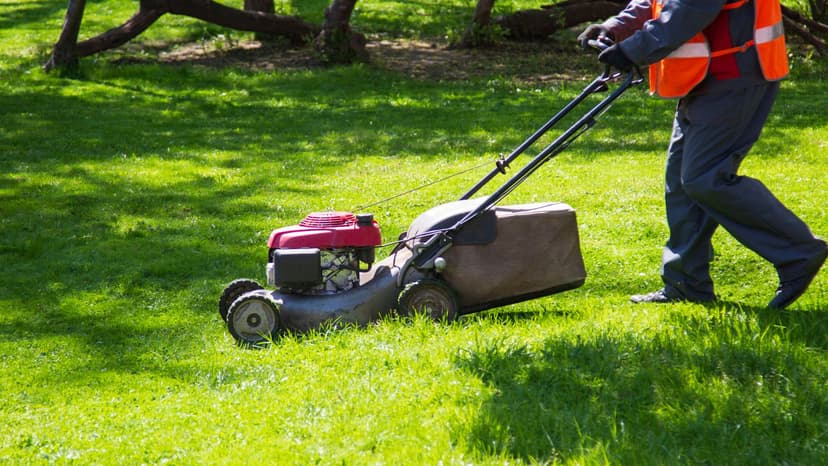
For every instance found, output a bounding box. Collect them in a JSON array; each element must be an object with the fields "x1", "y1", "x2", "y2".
[
  {"x1": 299, "y1": 212, "x2": 356, "y2": 228},
  {"x1": 267, "y1": 211, "x2": 382, "y2": 249},
  {"x1": 272, "y1": 248, "x2": 322, "y2": 288}
]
